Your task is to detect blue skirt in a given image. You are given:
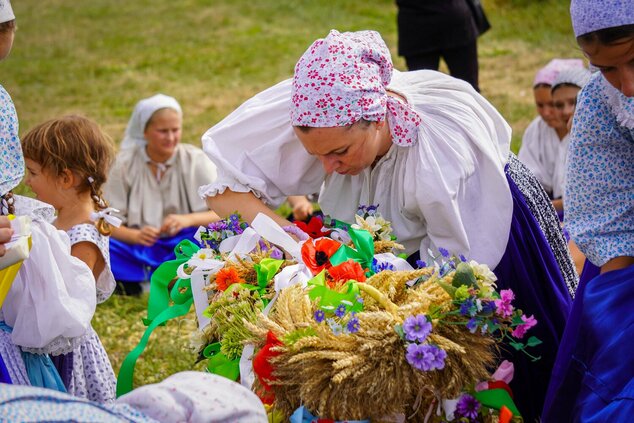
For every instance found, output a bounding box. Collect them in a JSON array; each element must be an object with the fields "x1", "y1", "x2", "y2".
[
  {"x1": 542, "y1": 264, "x2": 634, "y2": 421},
  {"x1": 493, "y1": 171, "x2": 573, "y2": 422},
  {"x1": 109, "y1": 227, "x2": 198, "y2": 283}
]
